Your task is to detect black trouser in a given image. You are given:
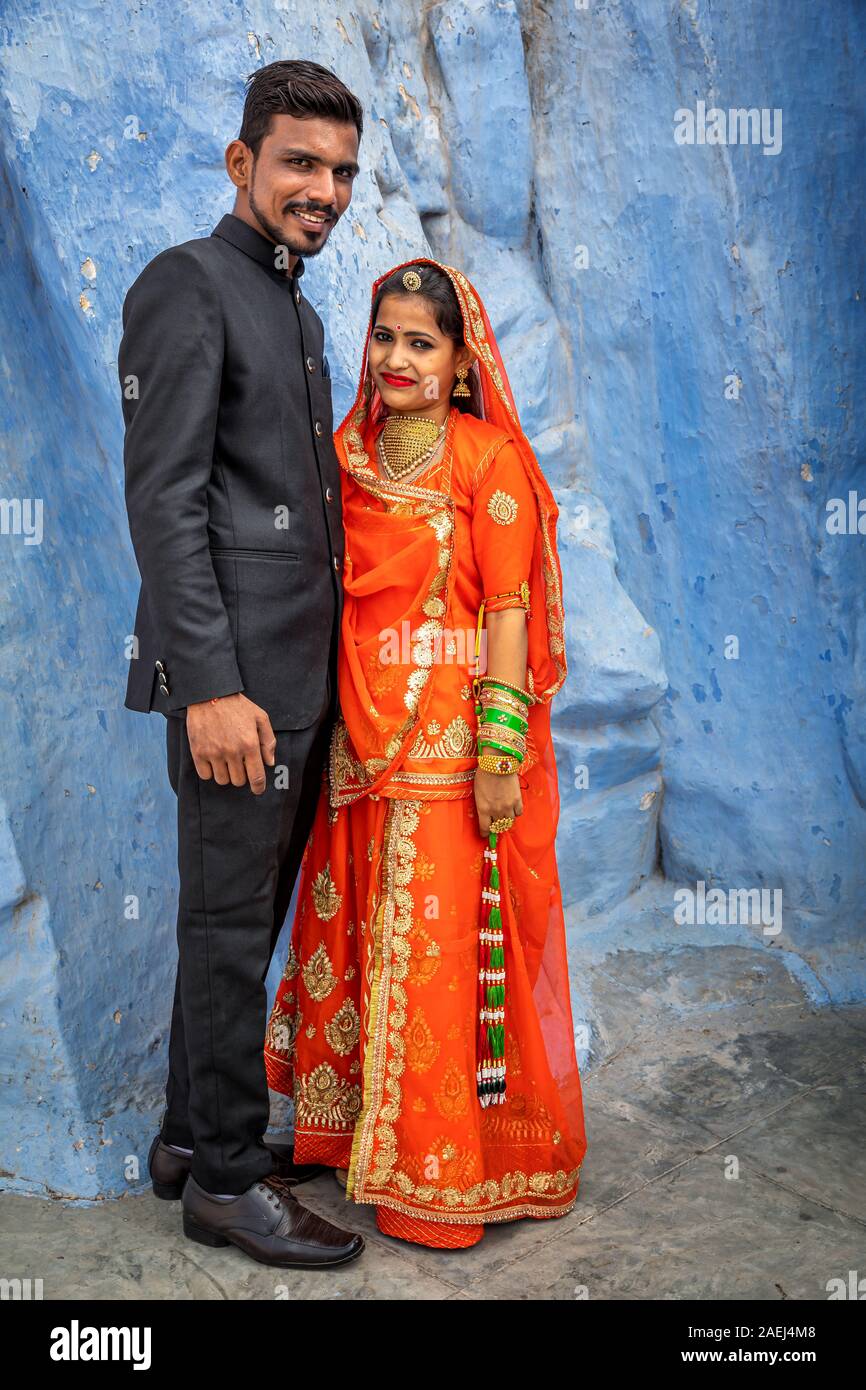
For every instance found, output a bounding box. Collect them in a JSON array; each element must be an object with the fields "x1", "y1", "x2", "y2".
[{"x1": 159, "y1": 659, "x2": 336, "y2": 1194}]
